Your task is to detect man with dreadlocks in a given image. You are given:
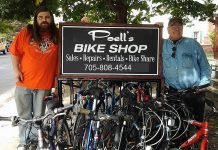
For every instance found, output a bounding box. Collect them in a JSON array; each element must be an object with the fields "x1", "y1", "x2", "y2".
[{"x1": 9, "y1": 6, "x2": 59, "y2": 150}]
